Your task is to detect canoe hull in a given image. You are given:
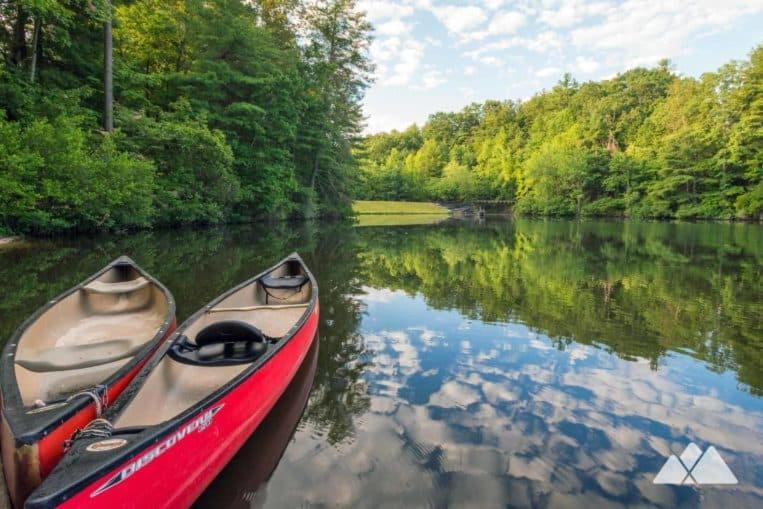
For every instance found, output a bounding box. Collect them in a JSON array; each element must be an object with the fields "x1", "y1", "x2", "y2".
[
  {"x1": 1, "y1": 319, "x2": 176, "y2": 507},
  {"x1": 52, "y1": 304, "x2": 318, "y2": 509}
]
